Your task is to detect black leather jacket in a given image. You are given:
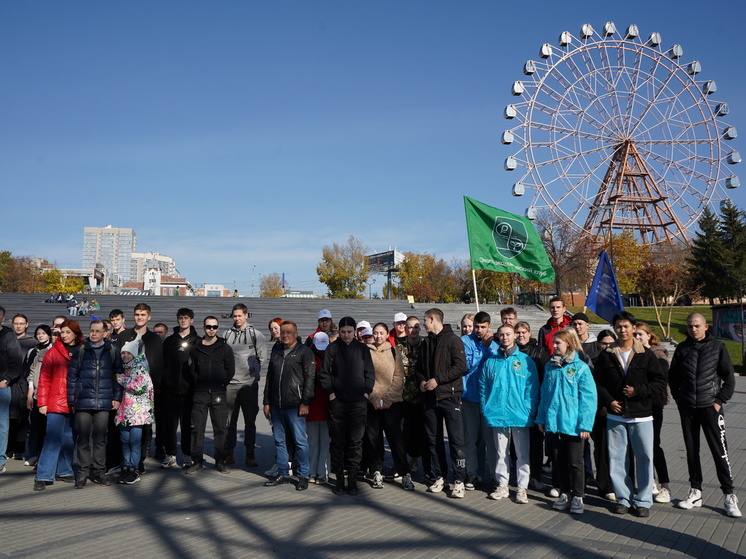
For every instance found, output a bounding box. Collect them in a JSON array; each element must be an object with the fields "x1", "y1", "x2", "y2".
[{"x1": 263, "y1": 341, "x2": 315, "y2": 408}]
